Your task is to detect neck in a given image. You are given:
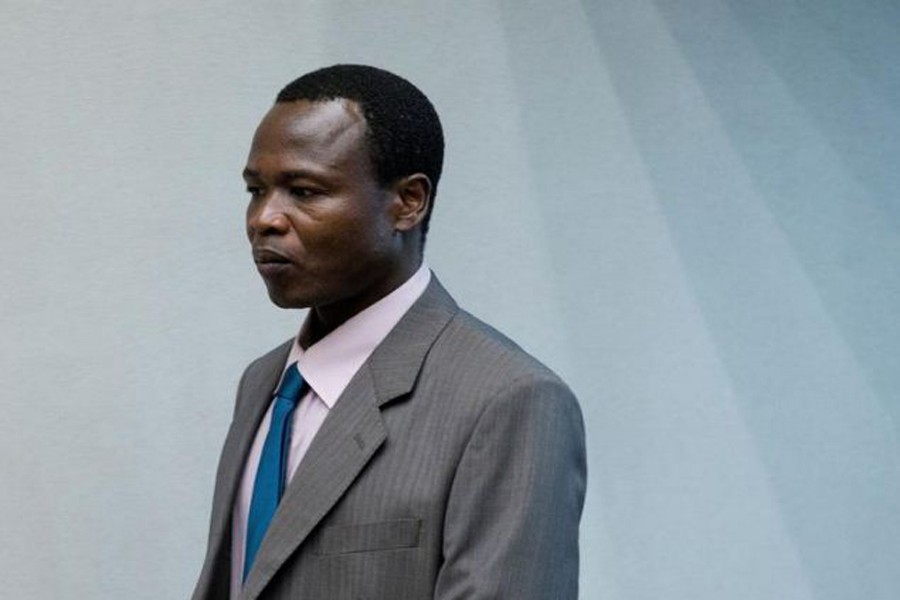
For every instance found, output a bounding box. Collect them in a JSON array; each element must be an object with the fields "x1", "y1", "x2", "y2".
[{"x1": 302, "y1": 256, "x2": 423, "y2": 347}]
